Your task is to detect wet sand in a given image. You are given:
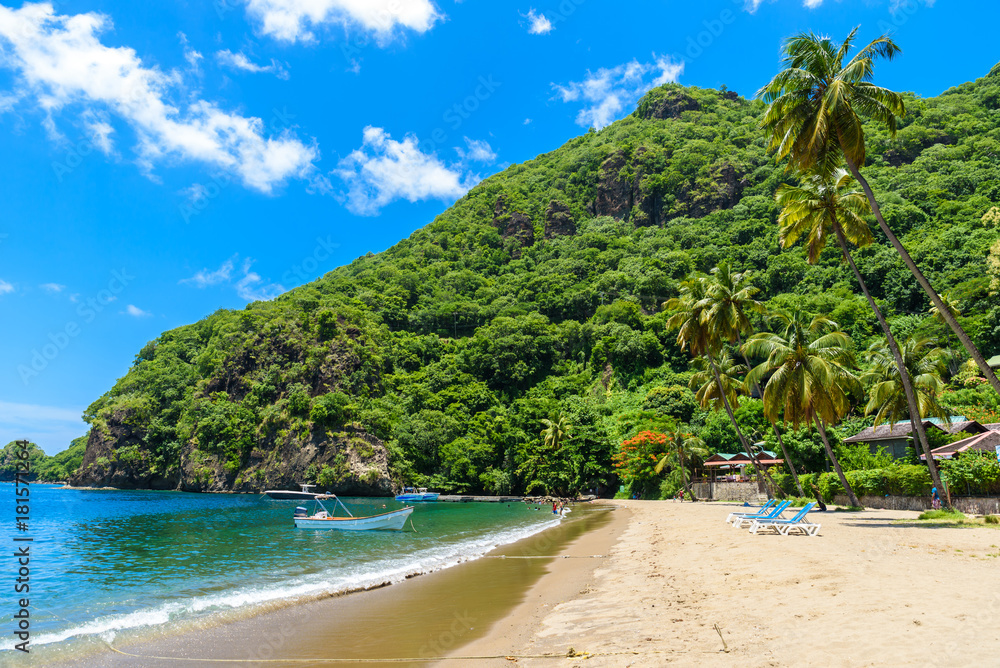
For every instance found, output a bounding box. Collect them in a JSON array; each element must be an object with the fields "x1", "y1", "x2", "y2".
[
  {"x1": 471, "y1": 500, "x2": 1000, "y2": 667},
  {"x1": 54, "y1": 503, "x2": 620, "y2": 667}
]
